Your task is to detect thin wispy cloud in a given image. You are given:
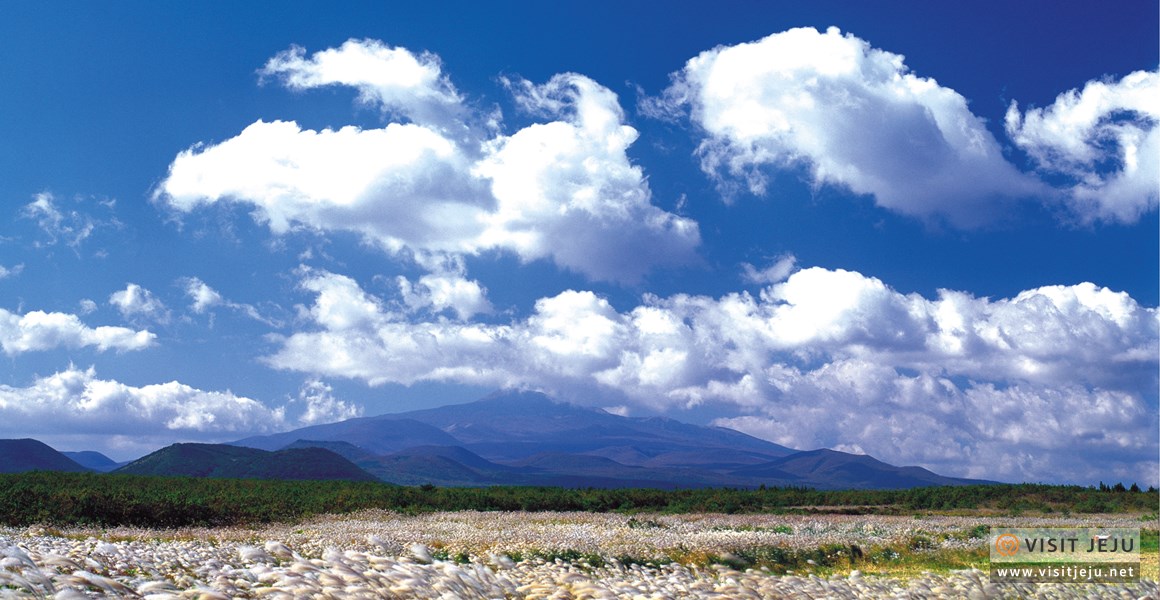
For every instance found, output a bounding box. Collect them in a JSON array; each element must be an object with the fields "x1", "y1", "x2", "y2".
[{"x1": 22, "y1": 193, "x2": 97, "y2": 249}]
